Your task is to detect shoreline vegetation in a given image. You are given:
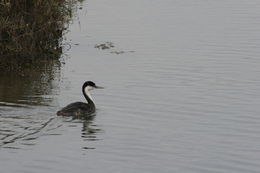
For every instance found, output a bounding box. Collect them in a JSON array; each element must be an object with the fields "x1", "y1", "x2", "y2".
[{"x1": 0, "y1": 0, "x2": 79, "y2": 73}]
